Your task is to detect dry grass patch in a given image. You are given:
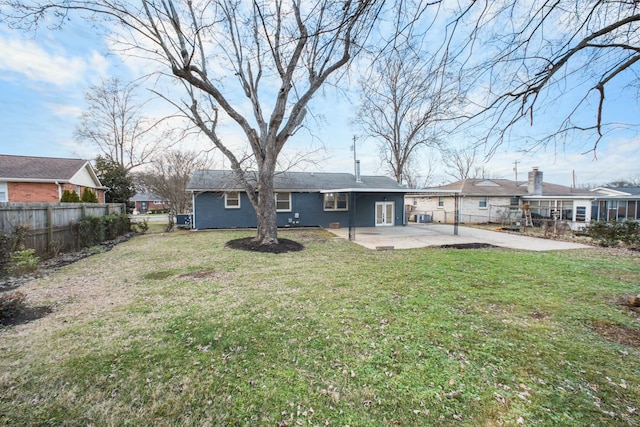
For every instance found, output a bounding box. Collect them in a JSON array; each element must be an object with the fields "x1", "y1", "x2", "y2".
[{"x1": 1, "y1": 229, "x2": 639, "y2": 426}]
